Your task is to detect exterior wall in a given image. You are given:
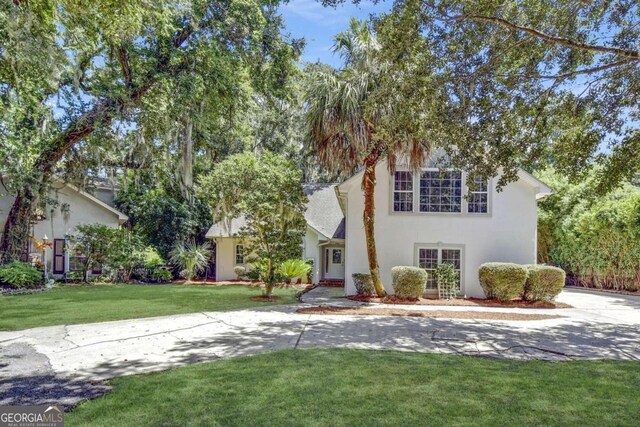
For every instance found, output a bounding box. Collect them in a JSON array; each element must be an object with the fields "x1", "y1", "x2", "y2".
[
  {"x1": 0, "y1": 183, "x2": 122, "y2": 277},
  {"x1": 343, "y1": 163, "x2": 538, "y2": 297},
  {"x1": 303, "y1": 227, "x2": 321, "y2": 284},
  {"x1": 214, "y1": 237, "x2": 248, "y2": 281}
]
